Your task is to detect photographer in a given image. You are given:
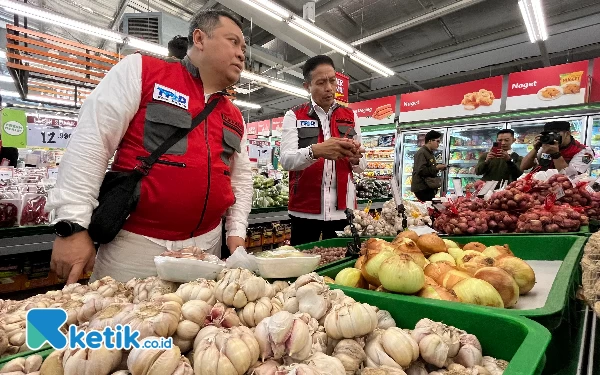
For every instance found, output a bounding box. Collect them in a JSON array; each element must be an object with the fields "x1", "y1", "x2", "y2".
[
  {"x1": 476, "y1": 129, "x2": 523, "y2": 187},
  {"x1": 521, "y1": 121, "x2": 594, "y2": 177}
]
